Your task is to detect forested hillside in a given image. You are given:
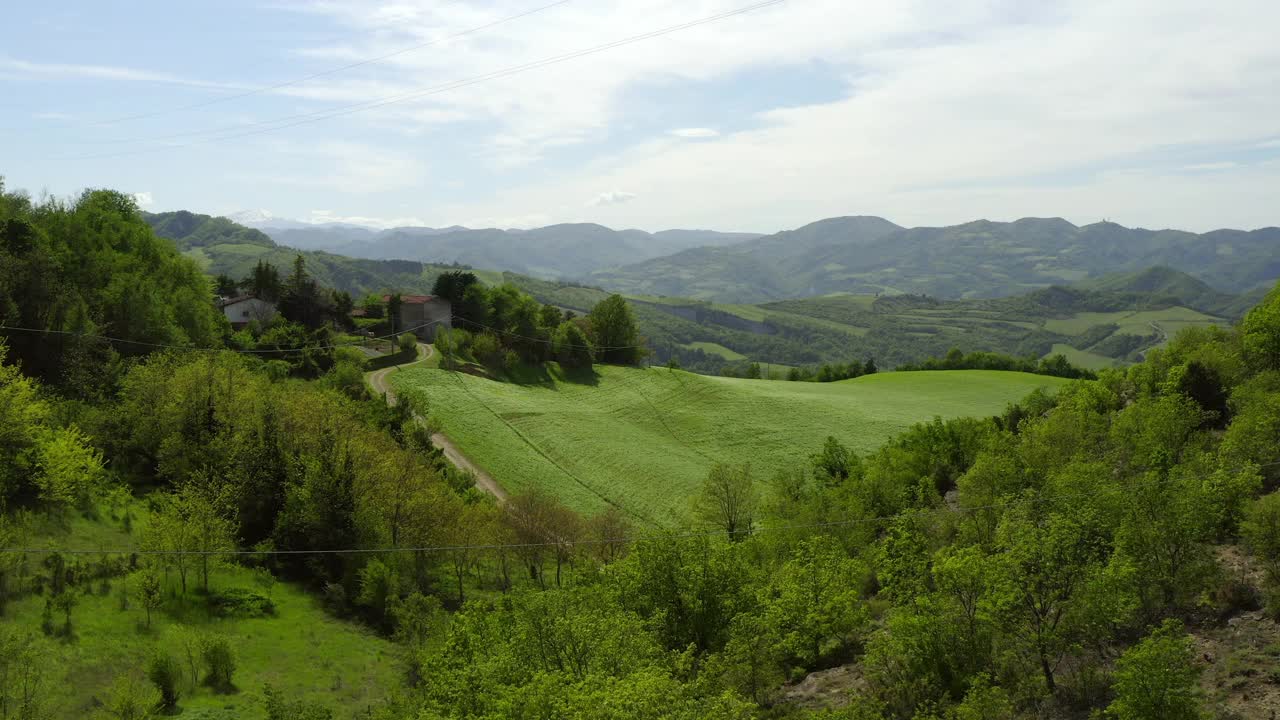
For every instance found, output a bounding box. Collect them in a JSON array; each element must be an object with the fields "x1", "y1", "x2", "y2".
[
  {"x1": 592, "y1": 216, "x2": 1280, "y2": 303},
  {"x1": 143, "y1": 209, "x2": 437, "y2": 298},
  {"x1": 510, "y1": 269, "x2": 1235, "y2": 374}
]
